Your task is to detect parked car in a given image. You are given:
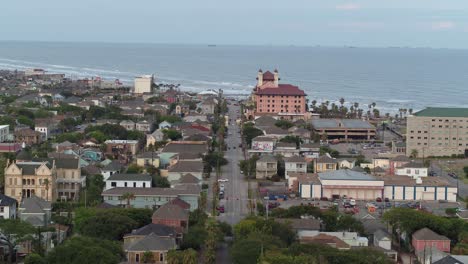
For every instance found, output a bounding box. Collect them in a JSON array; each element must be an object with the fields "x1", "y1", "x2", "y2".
[
  {"x1": 376, "y1": 197, "x2": 382, "y2": 202},
  {"x1": 384, "y1": 197, "x2": 390, "y2": 203},
  {"x1": 320, "y1": 197, "x2": 329, "y2": 201},
  {"x1": 217, "y1": 205, "x2": 225, "y2": 213},
  {"x1": 349, "y1": 199, "x2": 356, "y2": 206},
  {"x1": 268, "y1": 202, "x2": 280, "y2": 209},
  {"x1": 219, "y1": 192, "x2": 224, "y2": 199}
]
